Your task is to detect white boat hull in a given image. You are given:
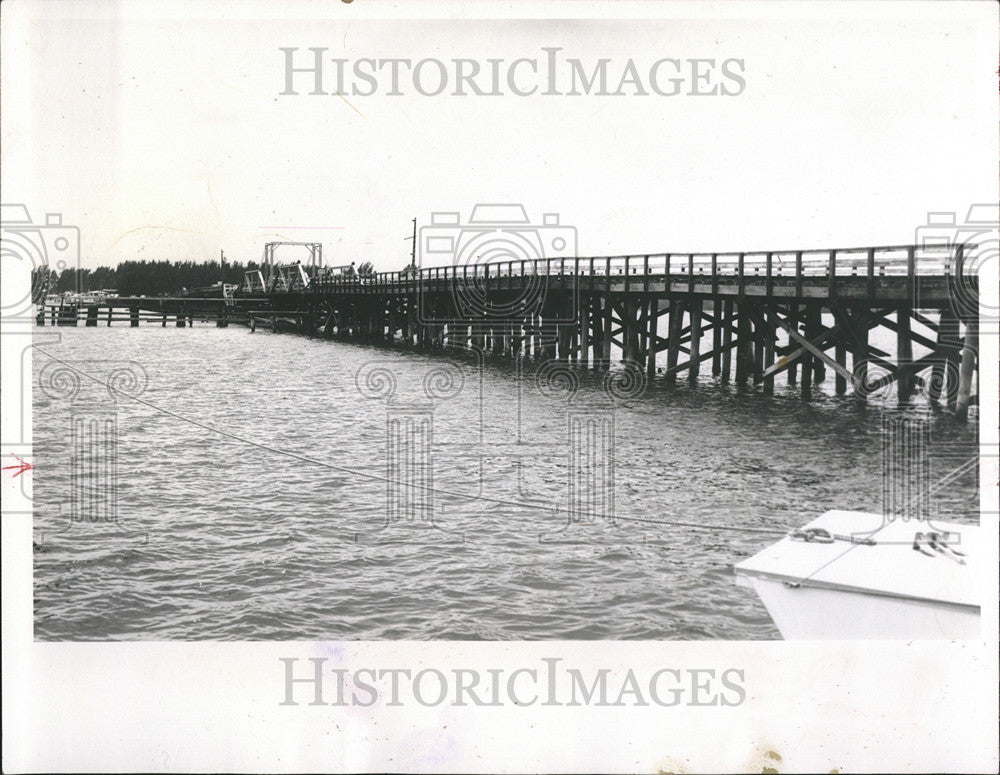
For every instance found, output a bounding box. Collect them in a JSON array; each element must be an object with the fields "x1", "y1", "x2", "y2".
[
  {"x1": 735, "y1": 510, "x2": 980, "y2": 640},
  {"x1": 740, "y1": 575, "x2": 980, "y2": 640}
]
